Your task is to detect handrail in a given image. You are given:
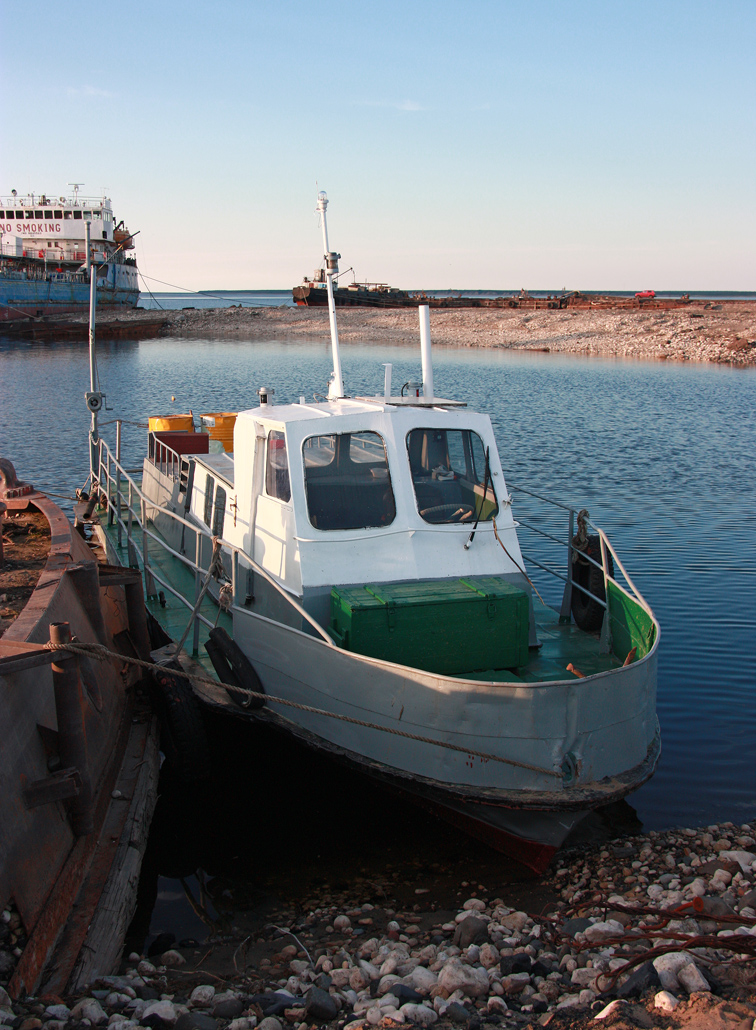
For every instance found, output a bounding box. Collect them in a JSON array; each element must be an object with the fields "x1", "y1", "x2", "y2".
[{"x1": 93, "y1": 438, "x2": 335, "y2": 648}]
